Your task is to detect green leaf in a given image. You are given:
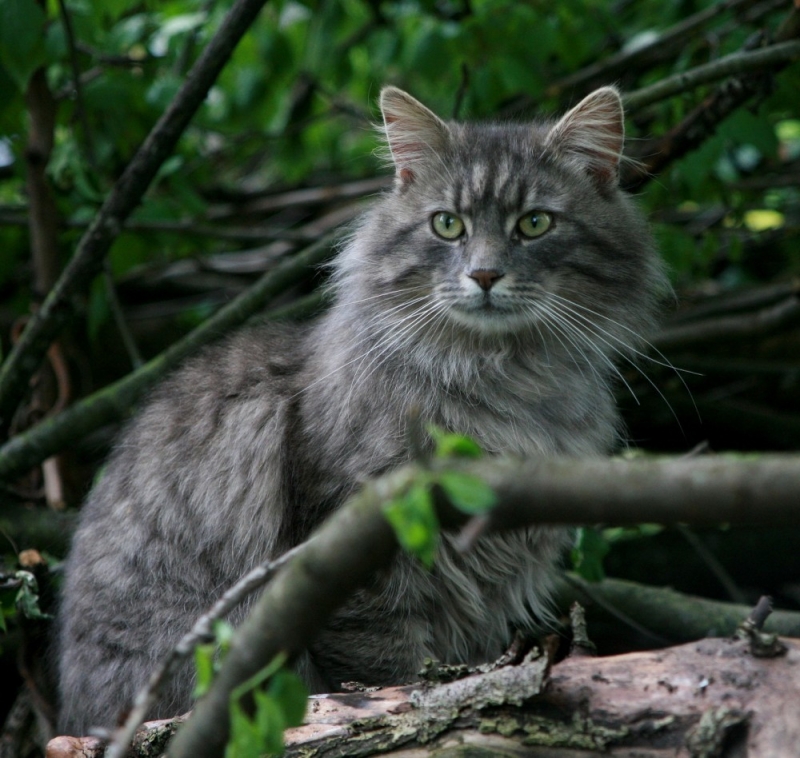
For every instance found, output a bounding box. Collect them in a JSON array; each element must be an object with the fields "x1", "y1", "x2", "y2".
[
  {"x1": 269, "y1": 670, "x2": 307, "y2": 728},
  {"x1": 225, "y1": 655, "x2": 306, "y2": 758},
  {"x1": 226, "y1": 697, "x2": 265, "y2": 758},
  {"x1": 571, "y1": 527, "x2": 609, "y2": 582},
  {"x1": 428, "y1": 426, "x2": 483, "y2": 459},
  {"x1": 384, "y1": 483, "x2": 439, "y2": 568},
  {"x1": 193, "y1": 643, "x2": 216, "y2": 698},
  {"x1": 0, "y1": 0, "x2": 46, "y2": 91},
  {"x1": 254, "y1": 691, "x2": 285, "y2": 755},
  {"x1": 437, "y1": 471, "x2": 496, "y2": 515}
]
